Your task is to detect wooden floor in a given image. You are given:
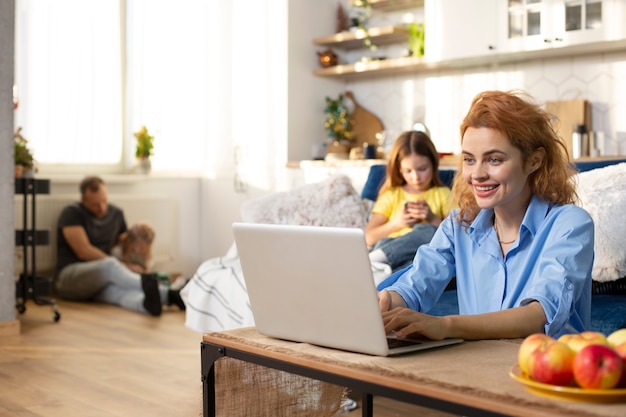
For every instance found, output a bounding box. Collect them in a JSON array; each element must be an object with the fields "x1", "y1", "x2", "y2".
[
  {"x1": 0, "y1": 300, "x2": 456, "y2": 417},
  {"x1": 0, "y1": 300, "x2": 202, "y2": 417}
]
